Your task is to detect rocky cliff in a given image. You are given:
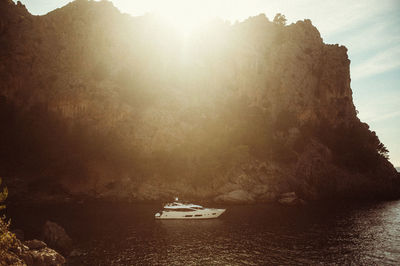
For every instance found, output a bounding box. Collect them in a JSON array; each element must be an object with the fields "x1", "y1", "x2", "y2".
[{"x1": 1, "y1": 0, "x2": 399, "y2": 203}]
